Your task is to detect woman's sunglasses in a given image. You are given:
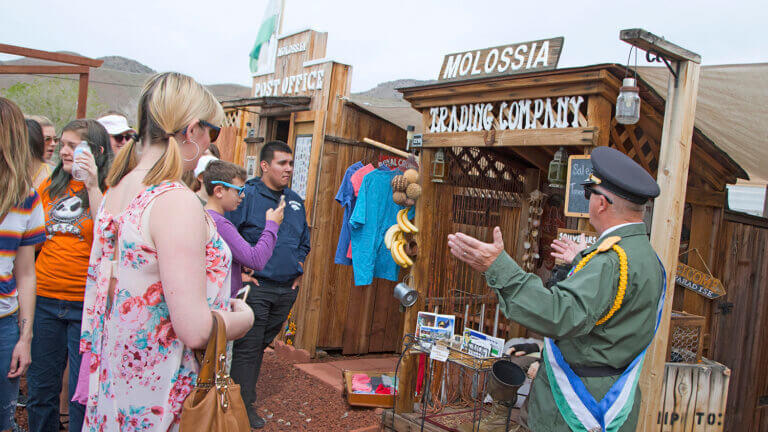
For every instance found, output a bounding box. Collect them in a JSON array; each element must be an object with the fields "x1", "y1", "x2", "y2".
[
  {"x1": 211, "y1": 181, "x2": 245, "y2": 196},
  {"x1": 584, "y1": 186, "x2": 613, "y2": 204},
  {"x1": 112, "y1": 133, "x2": 135, "y2": 143},
  {"x1": 179, "y1": 119, "x2": 222, "y2": 143}
]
